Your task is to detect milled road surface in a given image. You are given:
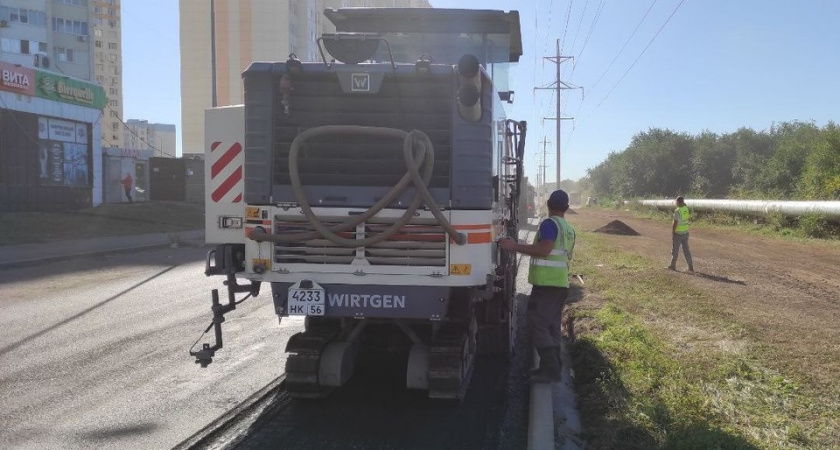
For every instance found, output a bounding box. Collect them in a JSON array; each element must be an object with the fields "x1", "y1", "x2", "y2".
[{"x1": 0, "y1": 246, "x2": 301, "y2": 450}]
